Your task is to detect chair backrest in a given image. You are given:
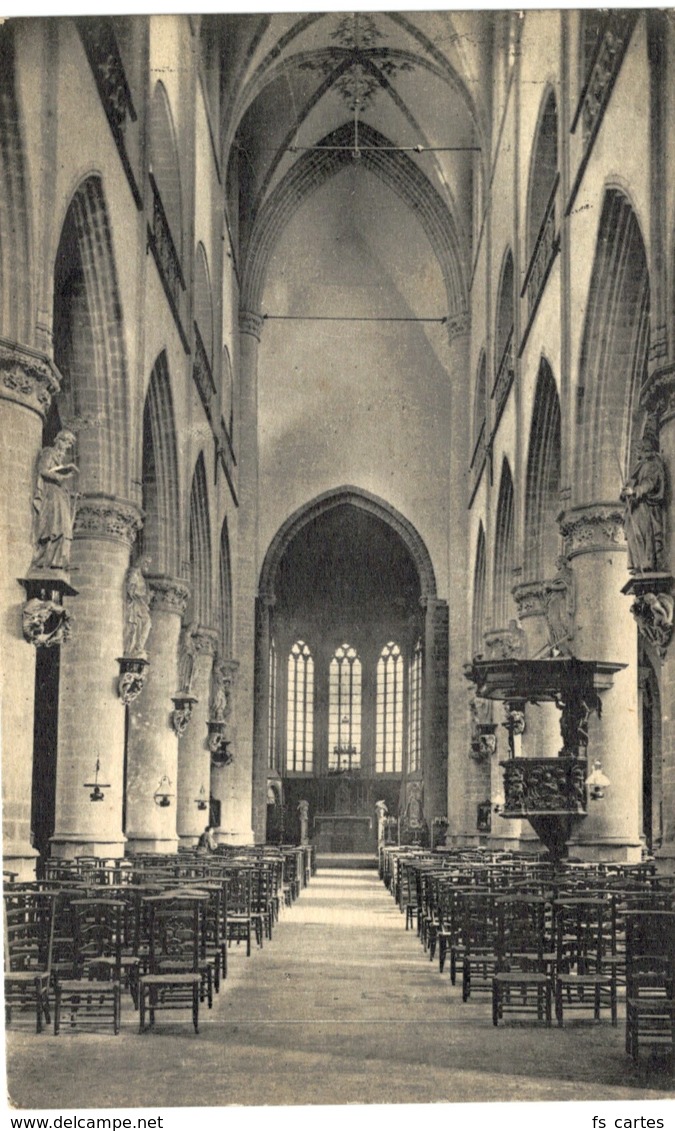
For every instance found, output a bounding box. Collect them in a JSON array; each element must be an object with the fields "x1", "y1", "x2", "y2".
[
  {"x1": 4, "y1": 891, "x2": 55, "y2": 975},
  {"x1": 626, "y1": 910, "x2": 675, "y2": 994},
  {"x1": 145, "y1": 895, "x2": 204, "y2": 974},
  {"x1": 70, "y1": 899, "x2": 124, "y2": 978}
]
